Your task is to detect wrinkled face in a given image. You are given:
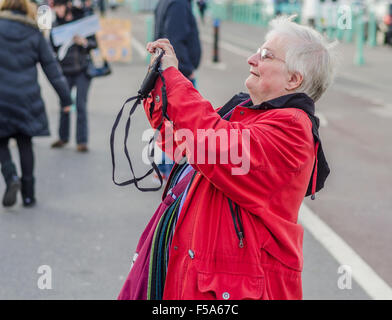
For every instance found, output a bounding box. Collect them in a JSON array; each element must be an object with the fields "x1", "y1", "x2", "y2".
[
  {"x1": 245, "y1": 35, "x2": 290, "y2": 105},
  {"x1": 53, "y1": 4, "x2": 67, "y2": 18}
]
